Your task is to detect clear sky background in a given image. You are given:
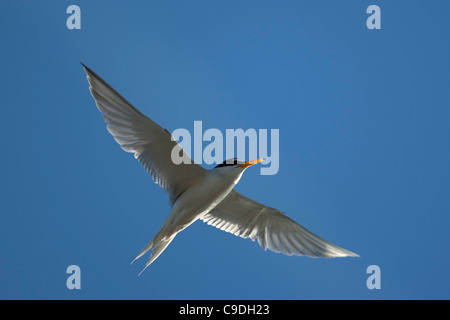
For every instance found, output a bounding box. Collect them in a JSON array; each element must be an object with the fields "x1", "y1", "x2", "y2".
[{"x1": 1, "y1": 1, "x2": 449, "y2": 300}]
